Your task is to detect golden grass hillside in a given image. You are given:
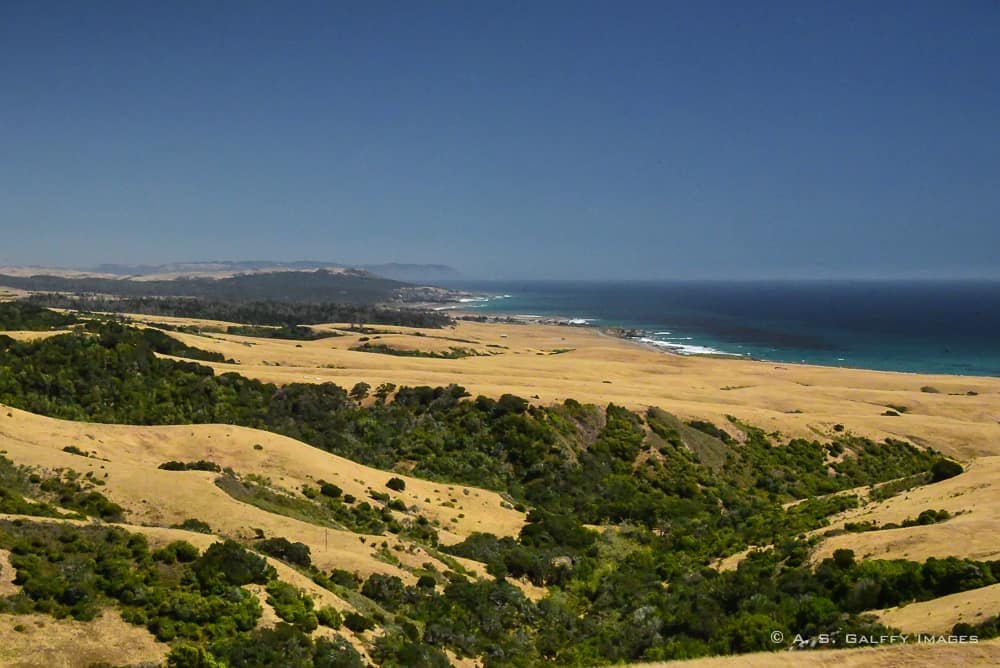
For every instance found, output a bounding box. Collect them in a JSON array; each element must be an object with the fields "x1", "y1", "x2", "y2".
[
  {"x1": 0, "y1": 399, "x2": 526, "y2": 665},
  {"x1": 1, "y1": 313, "x2": 999, "y2": 667},
  {"x1": 71, "y1": 315, "x2": 1000, "y2": 634},
  {"x1": 0, "y1": 515, "x2": 383, "y2": 663},
  {"x1": 628, "y1": 639, "x2": 1000, "y2": 667},
  {"x1": 0, "y1": 406, "x2": 525, "y2": 574},
  {"x1": 118, "y1": 315, "x2": 1000, "y2": 461}
]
